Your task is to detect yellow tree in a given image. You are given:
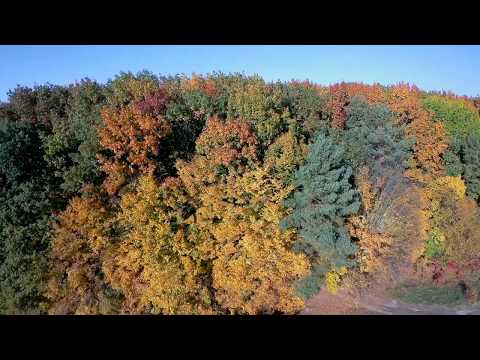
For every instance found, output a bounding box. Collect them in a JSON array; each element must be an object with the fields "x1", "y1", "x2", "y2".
[
  {"x1": 423, "y1": 176, "x2": 480, "y2": 265},
  {"x1": 384, "y1": 83, "x2": 449, "y2": 182},
  {"x1": 176, "y1": 116, "x2": 258, "y2": 198},
  {"x1": 102, "y1": 175, "x2": 214, "y2": 314},
  {"x1": 199, "y1": 167, "x2": 309, "y2": 314},
  {"x1": 47, "y1": 187, "x2": 117, "y2": 315}
]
